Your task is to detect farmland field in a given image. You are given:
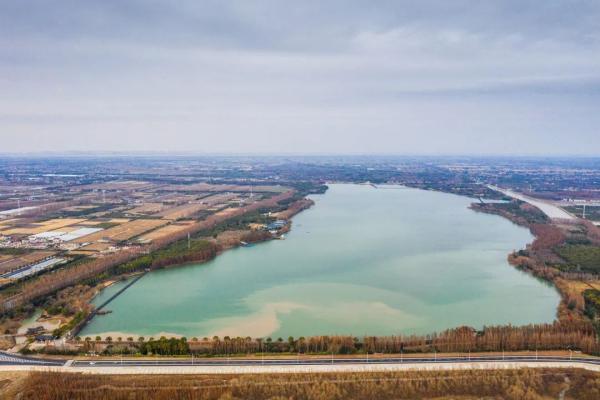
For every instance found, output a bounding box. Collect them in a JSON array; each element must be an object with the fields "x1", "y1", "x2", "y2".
[{"x1": 73, "y1": 219, "x2": 167, "y2": 243}]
